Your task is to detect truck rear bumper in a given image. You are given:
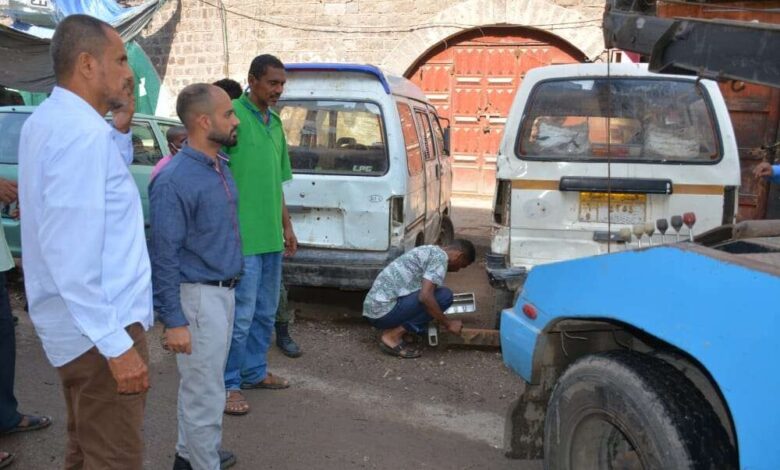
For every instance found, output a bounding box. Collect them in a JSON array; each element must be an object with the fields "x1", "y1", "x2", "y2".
[{"x1": 282, "y1": 246, "x2": 404, "y2": 289}]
